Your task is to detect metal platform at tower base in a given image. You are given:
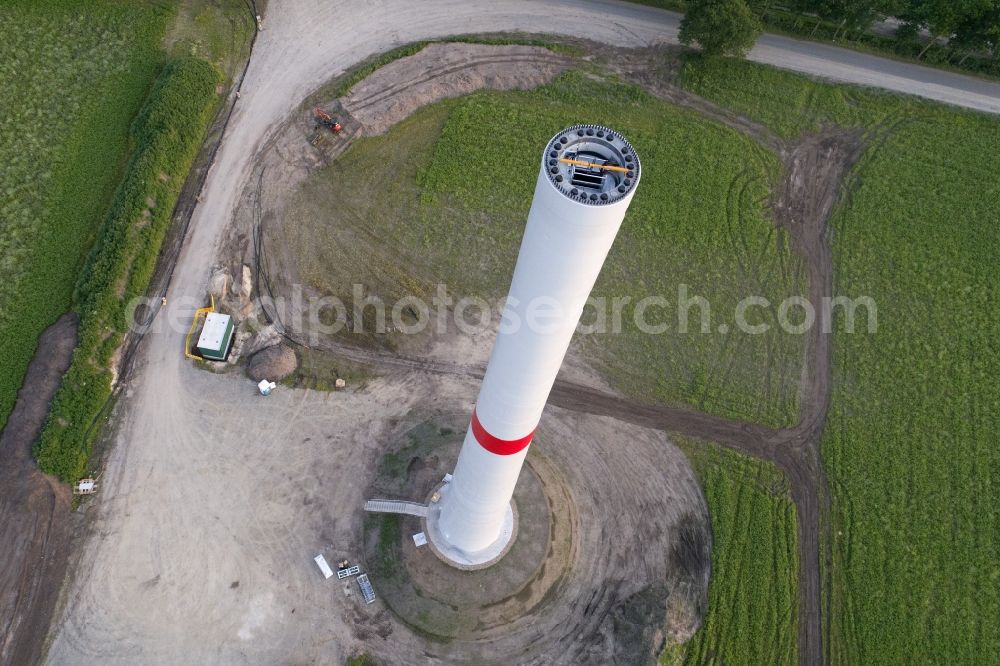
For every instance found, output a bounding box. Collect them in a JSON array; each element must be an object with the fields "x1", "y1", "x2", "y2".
[
  {"x1": 357, "y1": 574, "x2": 376, "y2": 604},
  {"x1": 364, "y1": 499, "x2": 428, "y2": 517}
]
